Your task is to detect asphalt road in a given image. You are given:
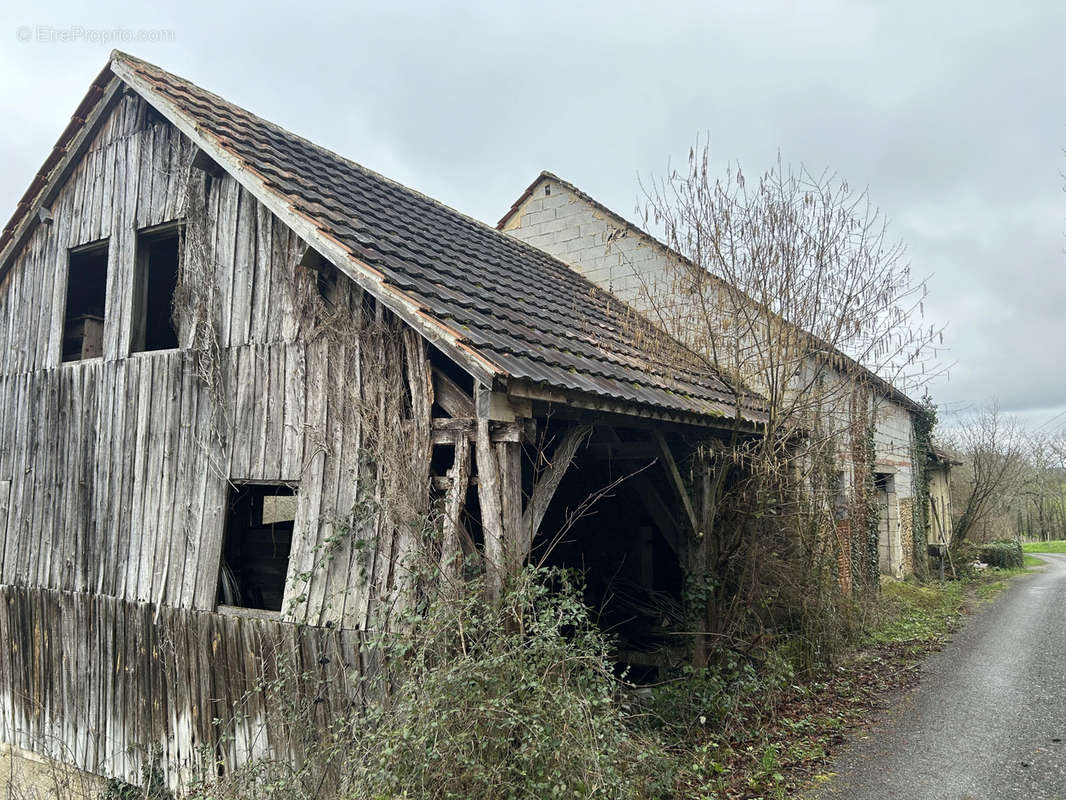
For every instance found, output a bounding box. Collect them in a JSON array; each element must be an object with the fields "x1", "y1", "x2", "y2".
[{"x1": 807, "y1": 553, "x2": 1066, "y2": 800}]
